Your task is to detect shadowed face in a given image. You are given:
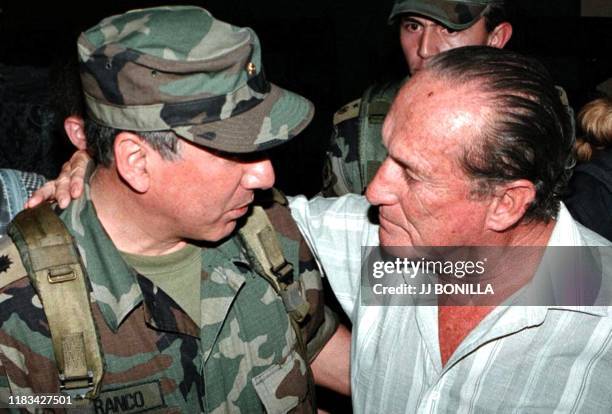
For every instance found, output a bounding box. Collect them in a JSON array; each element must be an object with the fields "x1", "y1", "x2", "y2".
[
  {"x1": 399, "y1": 15, "x2": 492, "y2": 74},
  {"x1": 152, "y1": 139, "x2": 275, "y2": 242}
]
